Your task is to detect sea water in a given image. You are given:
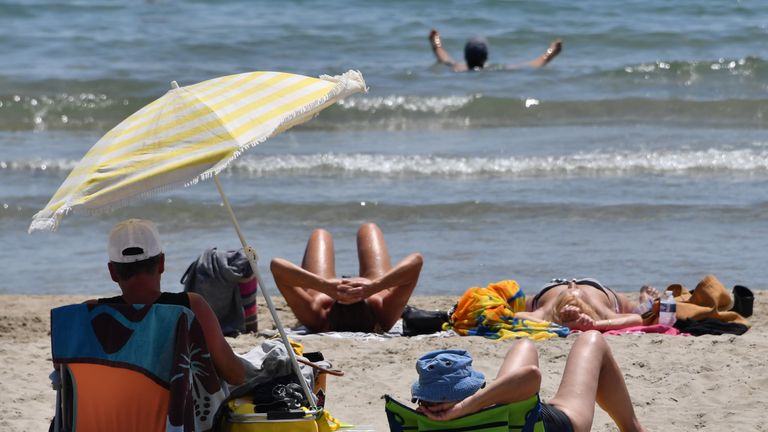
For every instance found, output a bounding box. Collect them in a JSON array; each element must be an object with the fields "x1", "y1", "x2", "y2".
[{"x1": 1, "y1": 0, "x2": 767, "y2": 296}]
